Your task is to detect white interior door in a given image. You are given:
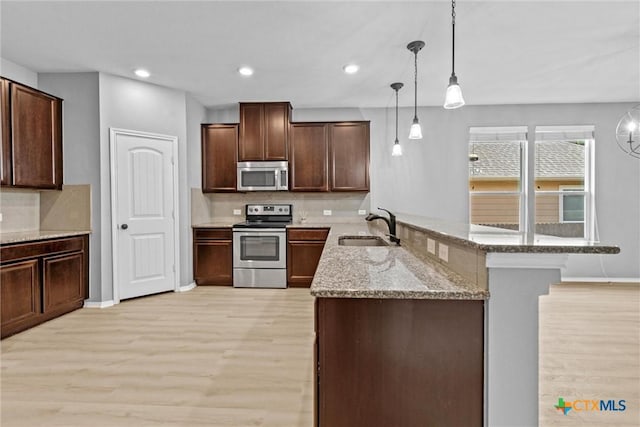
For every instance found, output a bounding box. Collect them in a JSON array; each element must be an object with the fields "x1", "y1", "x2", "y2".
[{"x1": 111, "y1": 129, "x2": 178, "y2": 301}]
